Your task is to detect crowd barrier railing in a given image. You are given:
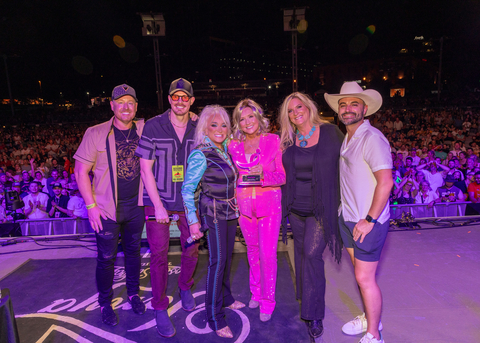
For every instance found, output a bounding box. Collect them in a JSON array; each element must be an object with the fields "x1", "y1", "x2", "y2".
[
  {"x1": 16, "y1": 217, "x2": 94, "y2": 236},
  {"x1": 12, "y1": 218, "x2": 181, "y2": 238},
  {"x1": 5, "y1": 202, "x2": 473, "y2": 237},
  {"x1": 390, "y1": 201, "x2": 470, "y2": 219}
]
